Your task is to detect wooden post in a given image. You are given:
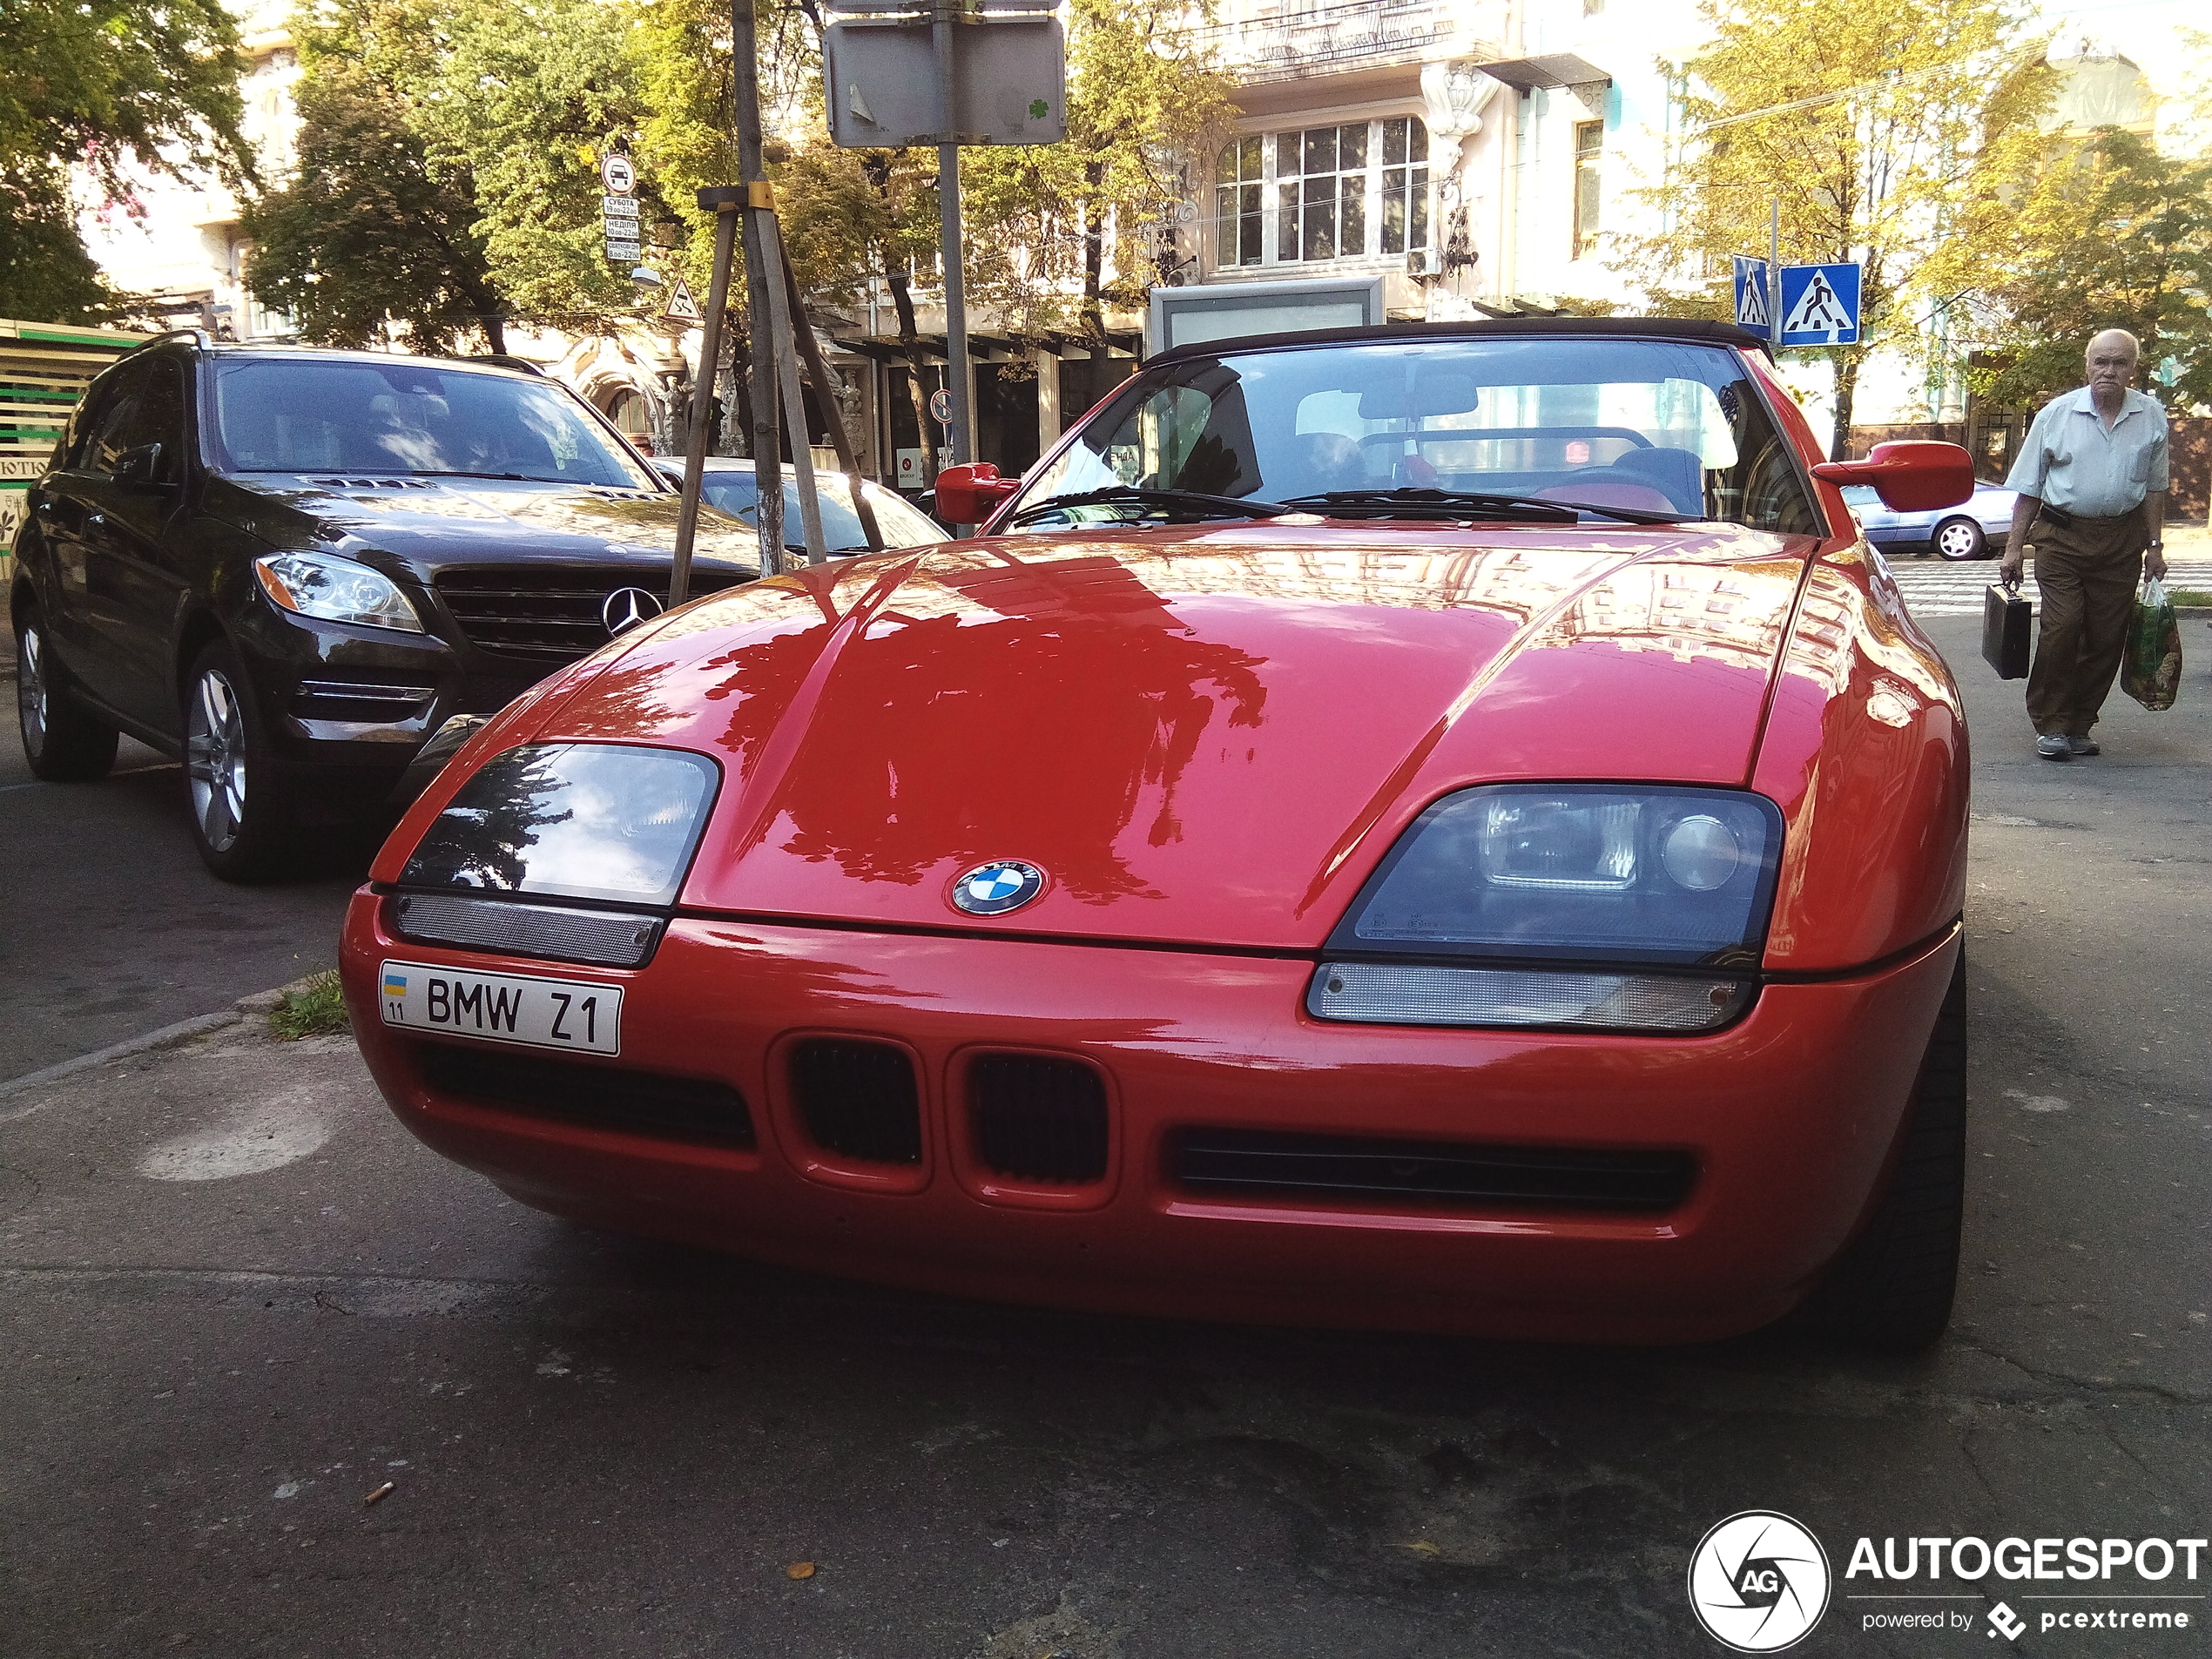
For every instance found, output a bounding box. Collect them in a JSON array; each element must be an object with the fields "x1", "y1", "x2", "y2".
[
  {"x1": 732, "y1": 0, "x2": 784, "y2": 570},
  {"x1": 669, "y1": 192, "x2": 743, "y2": 607}
]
